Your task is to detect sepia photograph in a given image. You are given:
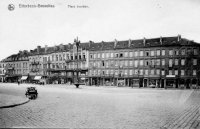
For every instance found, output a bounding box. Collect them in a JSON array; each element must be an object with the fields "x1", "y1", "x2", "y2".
[{"x1": 0, "y1": 0, "x2": 200, "y2": 128}]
